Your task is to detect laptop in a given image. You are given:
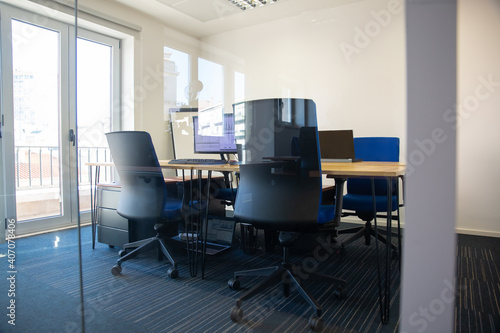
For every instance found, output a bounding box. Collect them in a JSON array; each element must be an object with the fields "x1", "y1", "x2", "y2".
[
  {"x1": 318, "y1": 130, "x2": 362, "y2": 162},
  {"x1": 204, "y1": 216, "x2": 235, "y2": 255},
  {"x1": 179, "y1": 216, "x2": 235, "y2": 255}
]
